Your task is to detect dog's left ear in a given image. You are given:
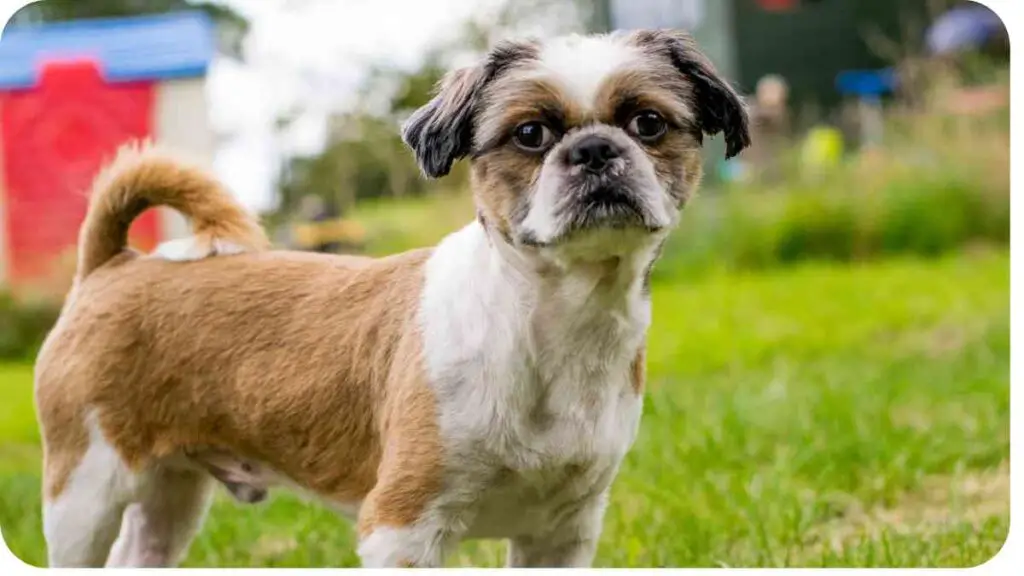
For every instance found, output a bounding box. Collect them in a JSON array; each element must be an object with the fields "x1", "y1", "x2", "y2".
[
  {"x1": 402, "y1": 40, "x2": 537, "y2": 178},
  {"x1": 632, "y1": 30, "x2": 752, "y2": 159}
]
